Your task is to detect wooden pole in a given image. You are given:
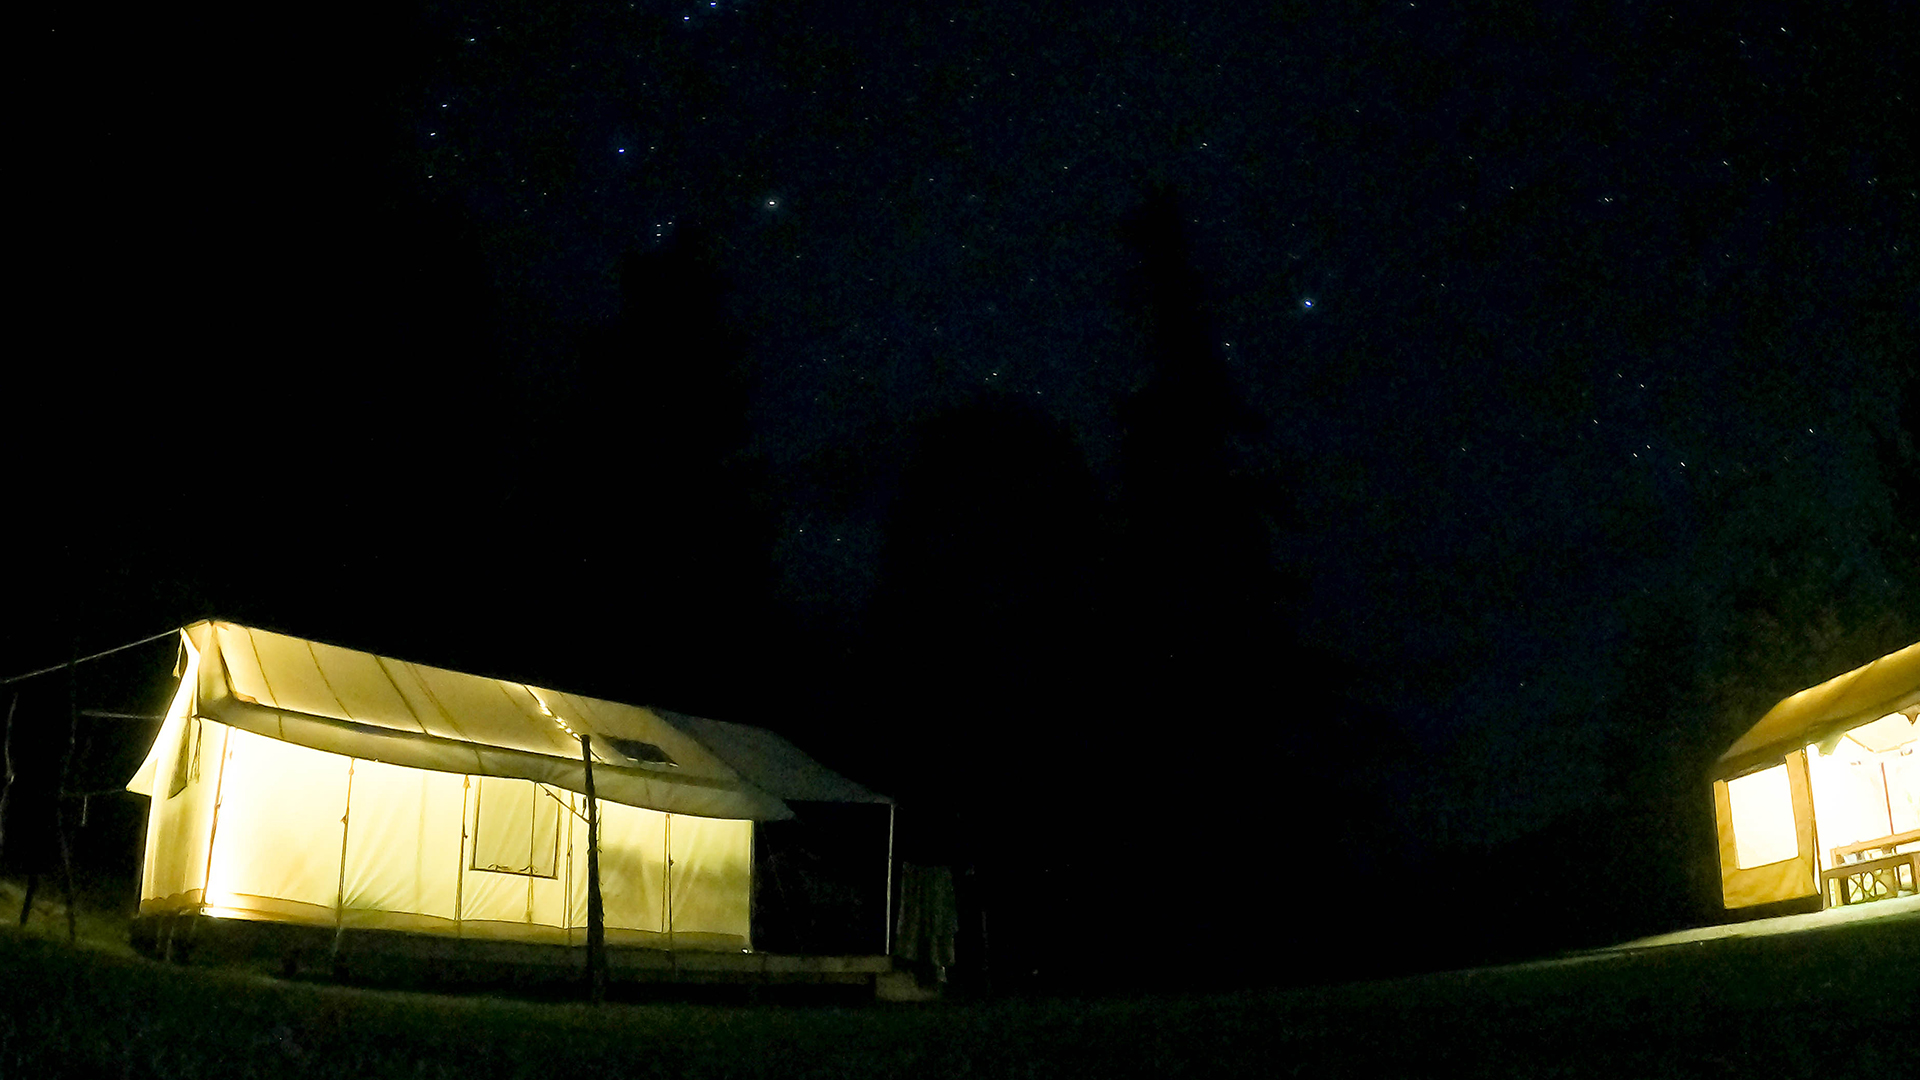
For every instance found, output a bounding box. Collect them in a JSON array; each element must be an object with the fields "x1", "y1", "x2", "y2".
[
  {"x1": 1884, "y1": 762, "x2": 1897, "y2": 838},
  {"x1": 580, "y1": 734, "x2": 606, "y2": 1004}
]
